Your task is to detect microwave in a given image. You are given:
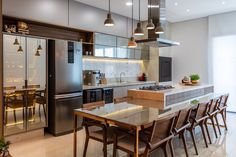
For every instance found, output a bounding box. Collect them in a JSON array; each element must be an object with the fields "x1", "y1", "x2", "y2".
[{"x1": 159, "y1": 57, "x2": 172, "y2": 82}]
